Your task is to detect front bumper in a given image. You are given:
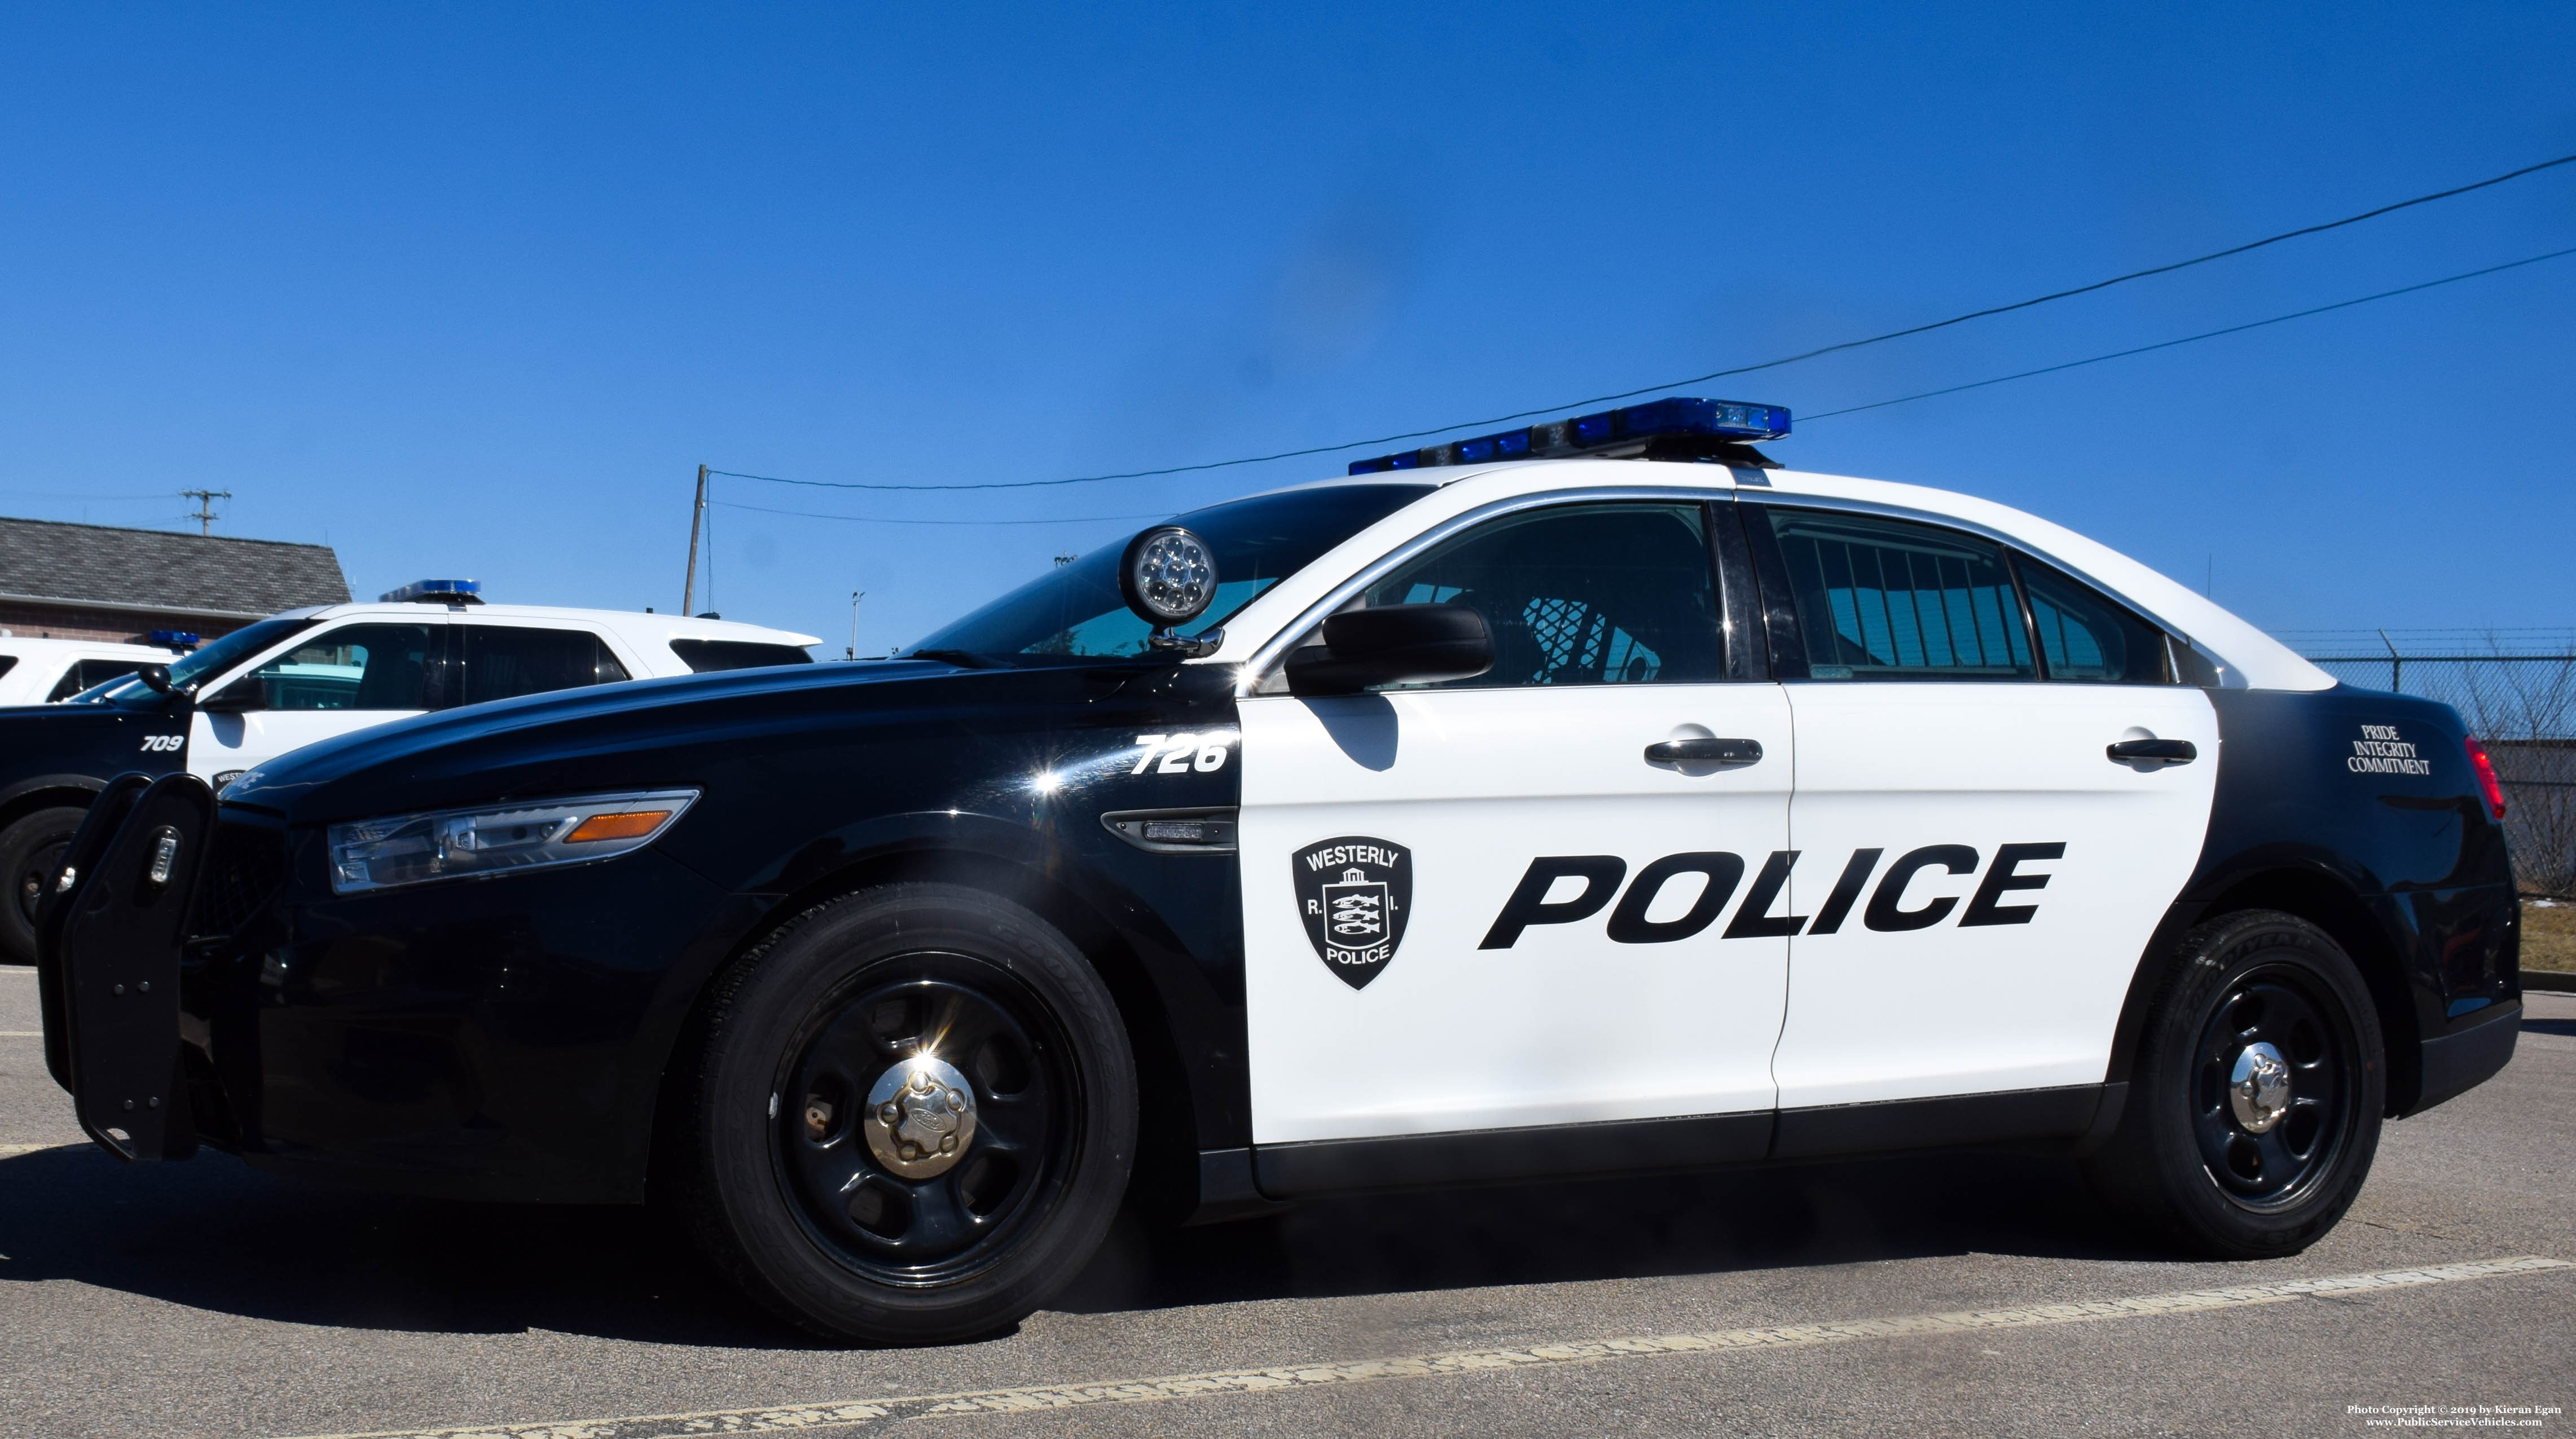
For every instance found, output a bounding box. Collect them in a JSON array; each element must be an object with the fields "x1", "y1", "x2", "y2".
[{"x1": 47, "y1": 787, "x2": 759, "y2": 1202}]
